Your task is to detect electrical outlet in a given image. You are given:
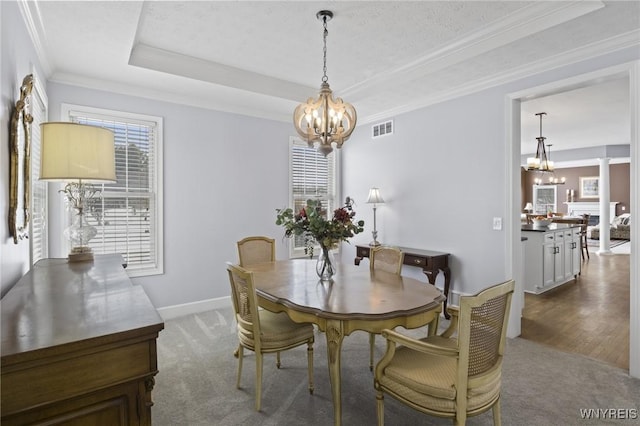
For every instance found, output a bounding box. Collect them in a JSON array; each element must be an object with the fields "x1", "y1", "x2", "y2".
[
  {"x1": 622, "y1": 206, "x2": 626, "y2": 211},
  {"x1": 493, "y1": 217, "x2": 502, "y2": 230}
]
